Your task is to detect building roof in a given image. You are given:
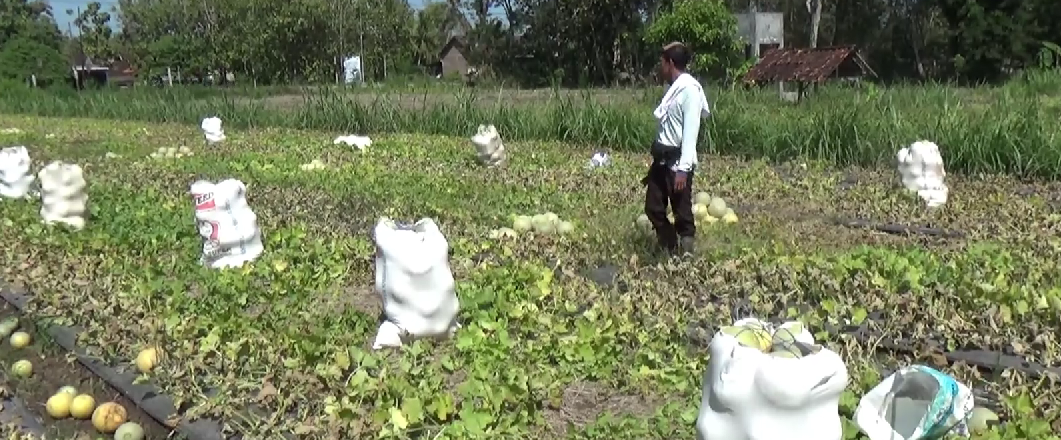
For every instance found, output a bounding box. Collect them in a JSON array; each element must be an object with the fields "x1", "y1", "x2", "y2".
[
  {"x1": 70, "y1": 50, "x2": 138, "y2": 75},
  {"x1": 109, "y1": 59, "x2": 136, "y2": 76},
  {"x1": 71, "y1": 51, "x2": 101, "y2": 68},
  {"x1": 439, "y1": 36, "x2": 464, "y2": 60},
  {"x1": 742, "y1": 46, "x2": 877, "y2": 84}
]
